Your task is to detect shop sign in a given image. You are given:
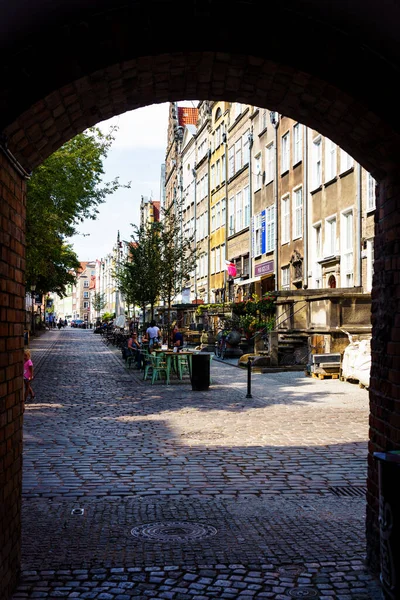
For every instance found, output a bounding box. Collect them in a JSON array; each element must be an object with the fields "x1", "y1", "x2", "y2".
[{"x1": 255, "y1": 260, "x2": 274, "y2": 276}]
